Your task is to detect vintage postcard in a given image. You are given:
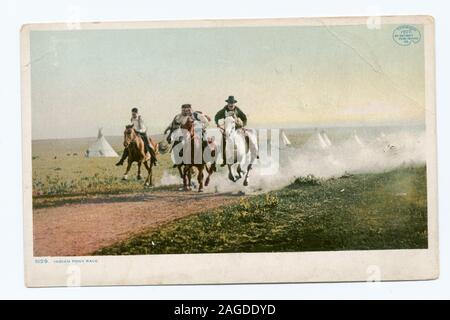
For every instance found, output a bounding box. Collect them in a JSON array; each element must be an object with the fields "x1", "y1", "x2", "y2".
[{"x1": 21, "y1": 15, "x2": 438, "y2": 287}]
